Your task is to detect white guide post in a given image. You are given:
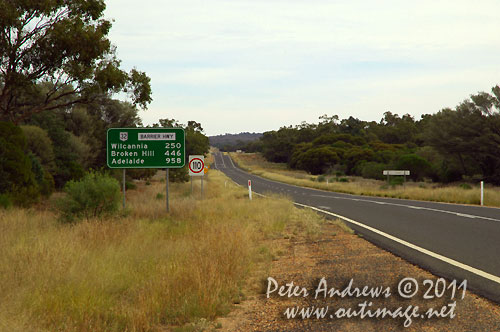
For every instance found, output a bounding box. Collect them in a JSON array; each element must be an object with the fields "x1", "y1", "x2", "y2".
[
  {"x1": 480, "y1": 181, "x2": 484, "y2": 206},
  {"x1": 248, "y1": 180, "x2": 252, "y2": 200}
]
